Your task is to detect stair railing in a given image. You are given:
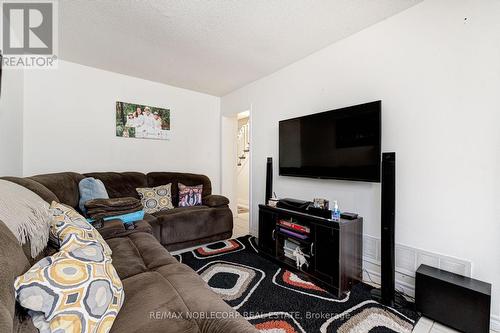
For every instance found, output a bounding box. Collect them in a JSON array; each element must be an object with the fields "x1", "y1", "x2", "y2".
[{"x1": 237, "y1": 123, "x2": 250, "y2": 166}]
